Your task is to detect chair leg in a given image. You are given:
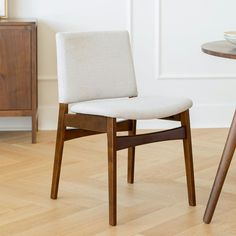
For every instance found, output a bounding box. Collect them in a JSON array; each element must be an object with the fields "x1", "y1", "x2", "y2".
[
  {"x1": 203, "y1": 111, "x2": 236, "y2": 224},
  {"x1": 127, "y1": 120, "x2": 137, "y2": 184},
  {"x1": 180, "y1": 110, "x2": 196, "y2": 206},
  {"x1": 51, "y1": 104, "x2": 68, "y2": 199},
  {"x1": 107, "y1": 118, "x2": 117, "y2": 226}
]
